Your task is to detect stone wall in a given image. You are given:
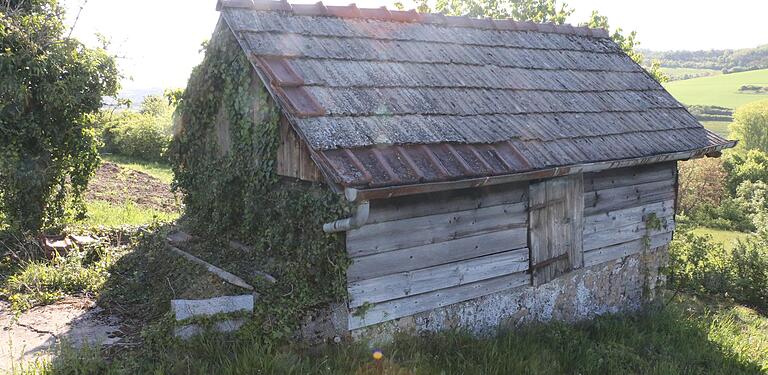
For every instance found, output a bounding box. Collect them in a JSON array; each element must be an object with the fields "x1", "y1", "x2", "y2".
[{"x1": 351, "y1": 244, "x2": 668, "y2": 343}]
